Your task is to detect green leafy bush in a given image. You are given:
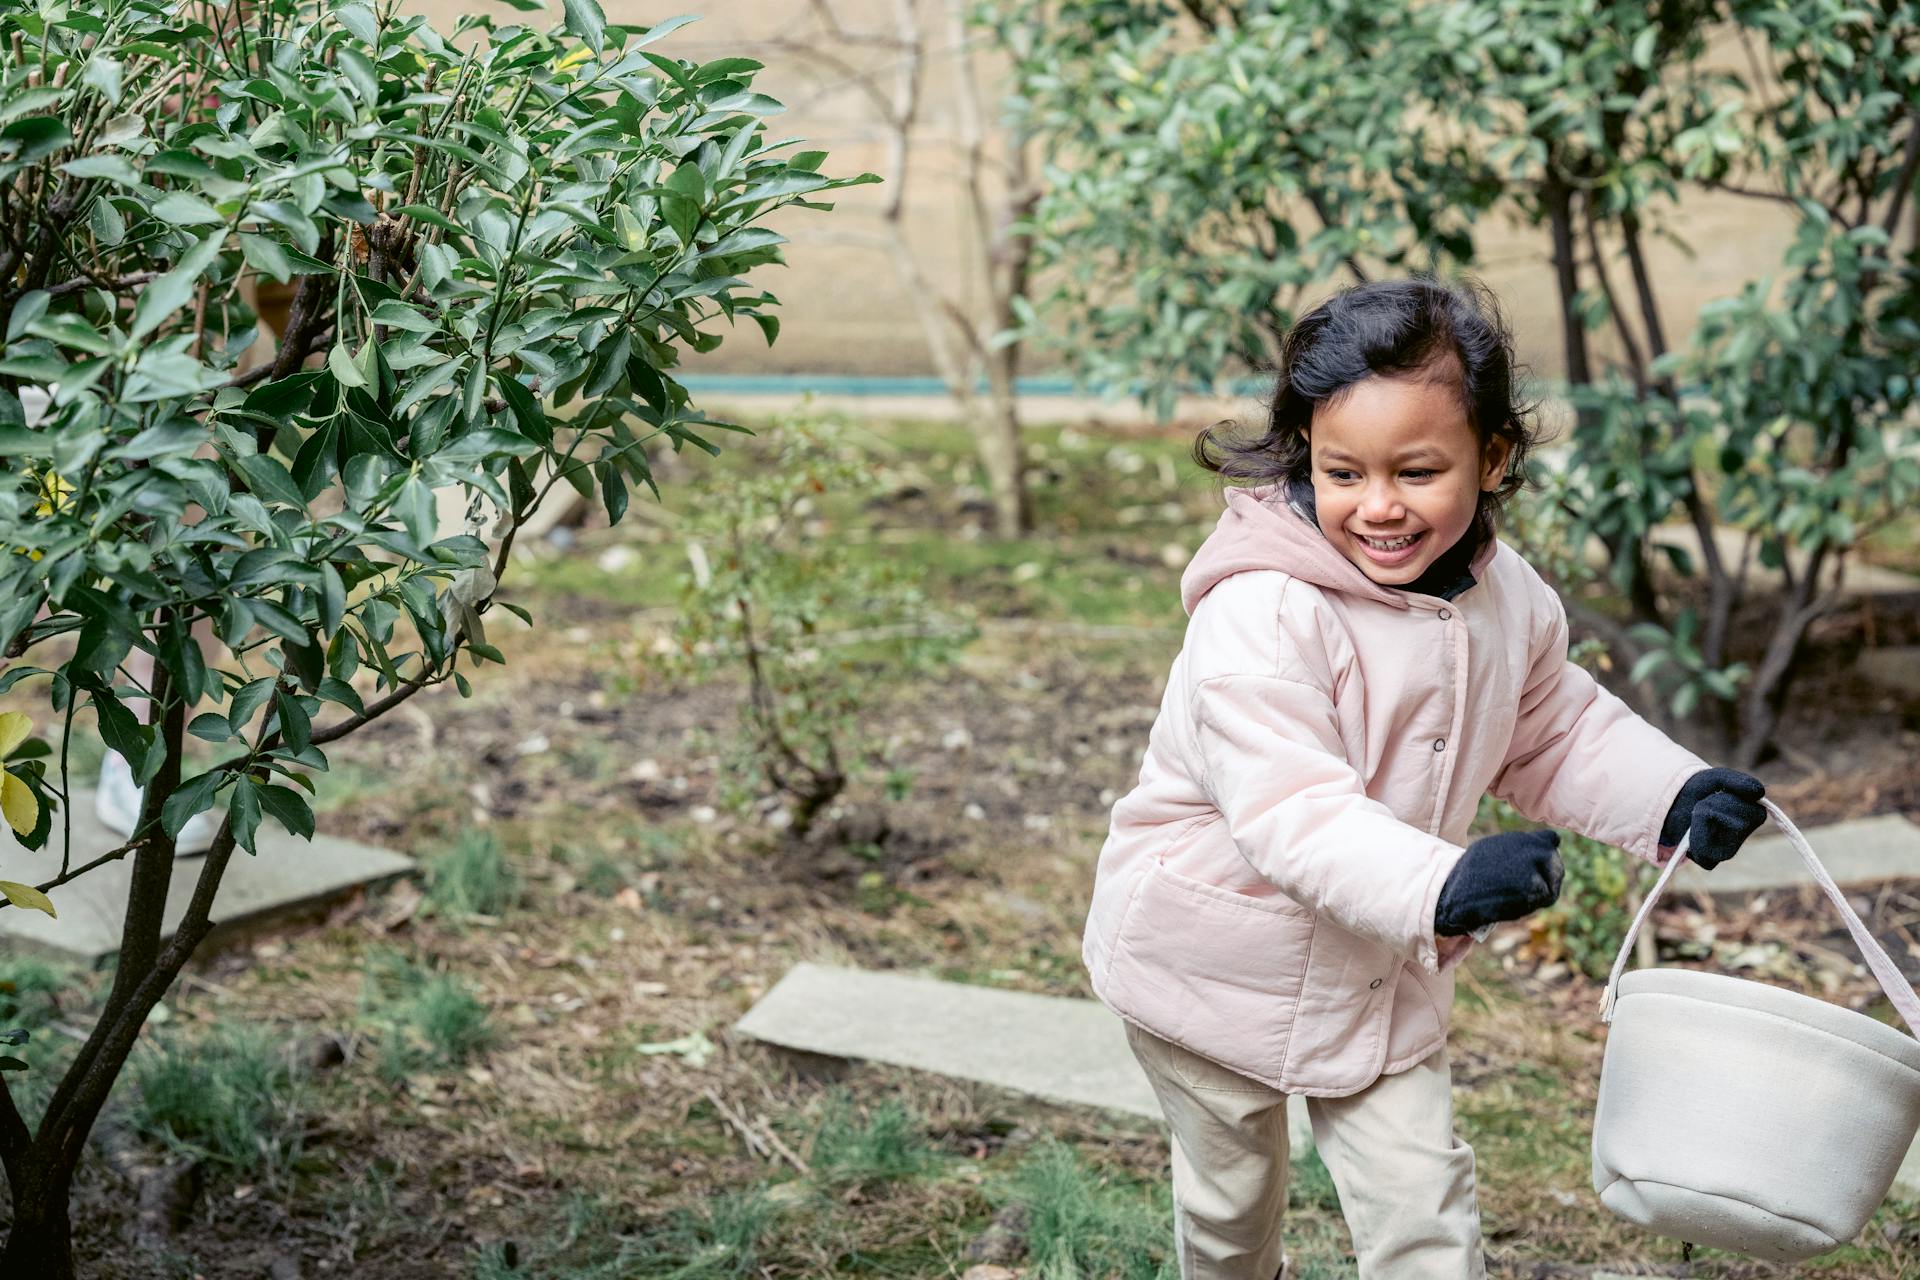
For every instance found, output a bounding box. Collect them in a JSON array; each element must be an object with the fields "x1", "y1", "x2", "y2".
[
  {"x1": 0, "y1": 0, "x2": 870, "y2": 1262},
  {"x1": 661, "y1": 416, "x2": 978, "y2": 837}
]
